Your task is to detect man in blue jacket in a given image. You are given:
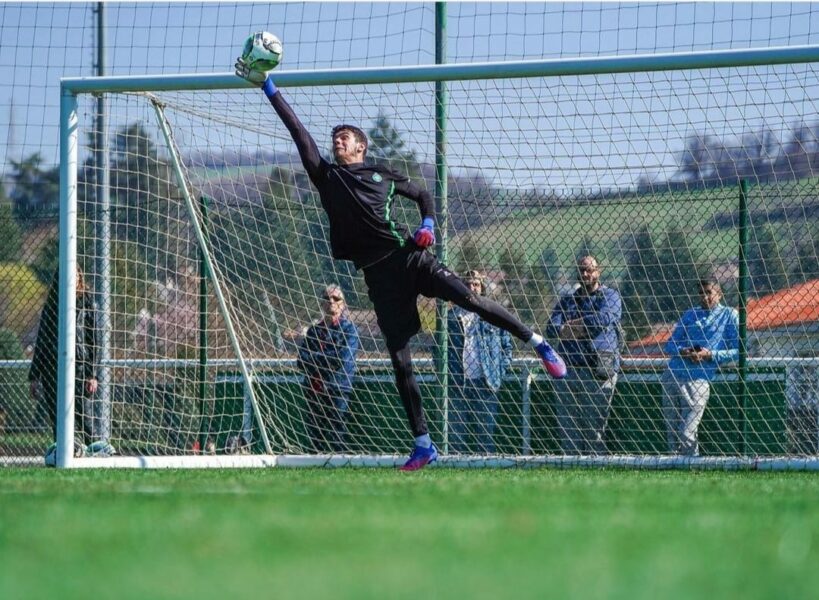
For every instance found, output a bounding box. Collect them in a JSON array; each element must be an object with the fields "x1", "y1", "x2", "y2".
[
  {"x1": 662, "y1": 279, "x2": 738, "y2": 456},
  {"x1": 297, "y1": 285, "x2": 360, "y2": 453},
  {"x1": 547, "y1": 256, "x2": 623, "y2": 455},
  {"x1": 447, "y1": 271, "x2": 513, "y2": 454}
]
